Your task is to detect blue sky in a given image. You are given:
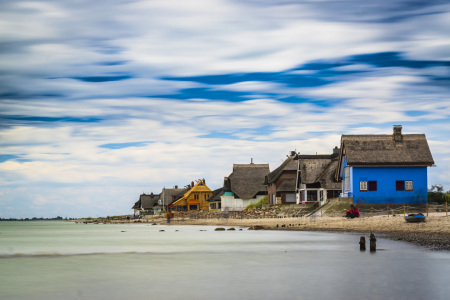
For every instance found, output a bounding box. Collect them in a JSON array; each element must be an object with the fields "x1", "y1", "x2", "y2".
[{"x1": 1, "y1": 0, "x2": 449, "y2": 218}]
